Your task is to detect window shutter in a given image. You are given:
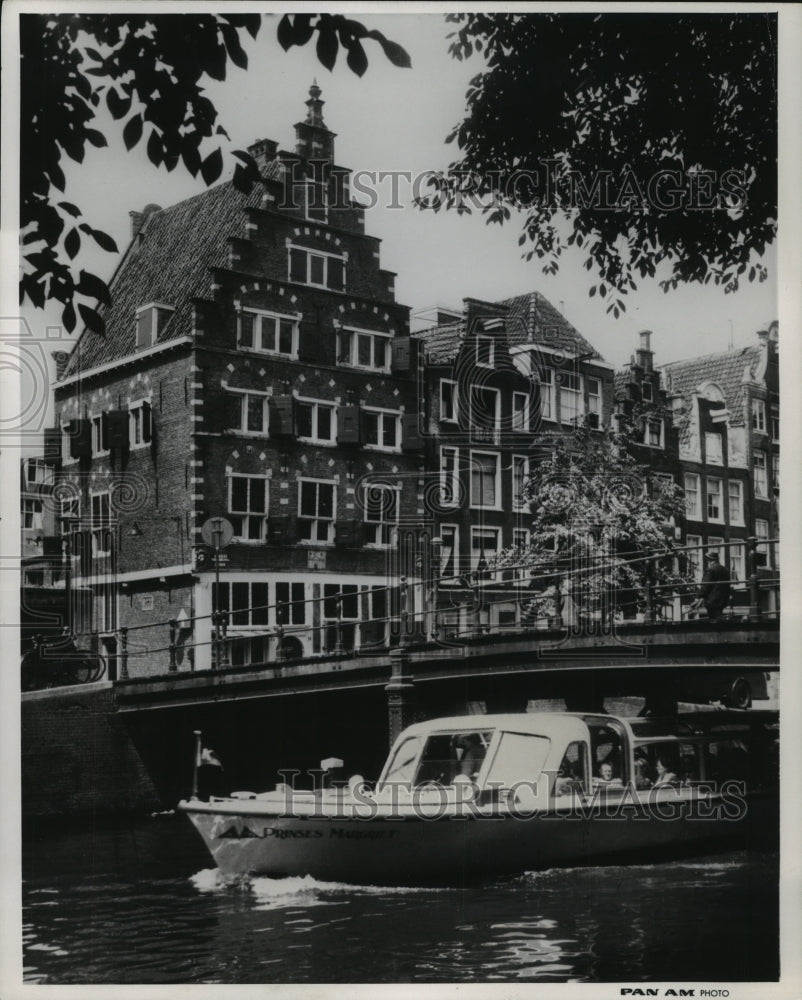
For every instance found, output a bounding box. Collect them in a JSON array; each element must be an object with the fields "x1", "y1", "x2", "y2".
[
  {"x1": 391, "y1": 336, "x2": 410, "y2": 373},
  {"x1": 43, "y1": 427, "x2": 62, "y2": 463},
  {"x1": 335, "y1": 519, "x2": 364, "y2": 547},
  {"x1": 136, "y1": 309, "x2": 153, "y2": 349},
  {"x1": 141, "y1": 401, "x2": 153, "y2": 443},
  {"x1": 106, "y1": 411, "x2": 129, "y2": 450},
  {"x1": 269, "y1": 396, "x2": 294, "y2": 437},
  {"x1": 68, "y1": 419, "x2": 92, "y2": 459},
  {"x1": 224, "y1": 394, "x2": 242, "y2": 431},
  {"x1": 337, "y1": 405, "x2": 361, "y2": 445},
  {"x1": 289, "y1": 248, "x2": 306, "y2": 282},
  {"x1": 267, "y1": 515, "x2": 295, "y2": 545},
  {"x1": 328, "y1": 257, "x2": 345, "y2": 291},
  {"x1": 401, "y1": 412, "x2": 425, "y2": 451}
]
